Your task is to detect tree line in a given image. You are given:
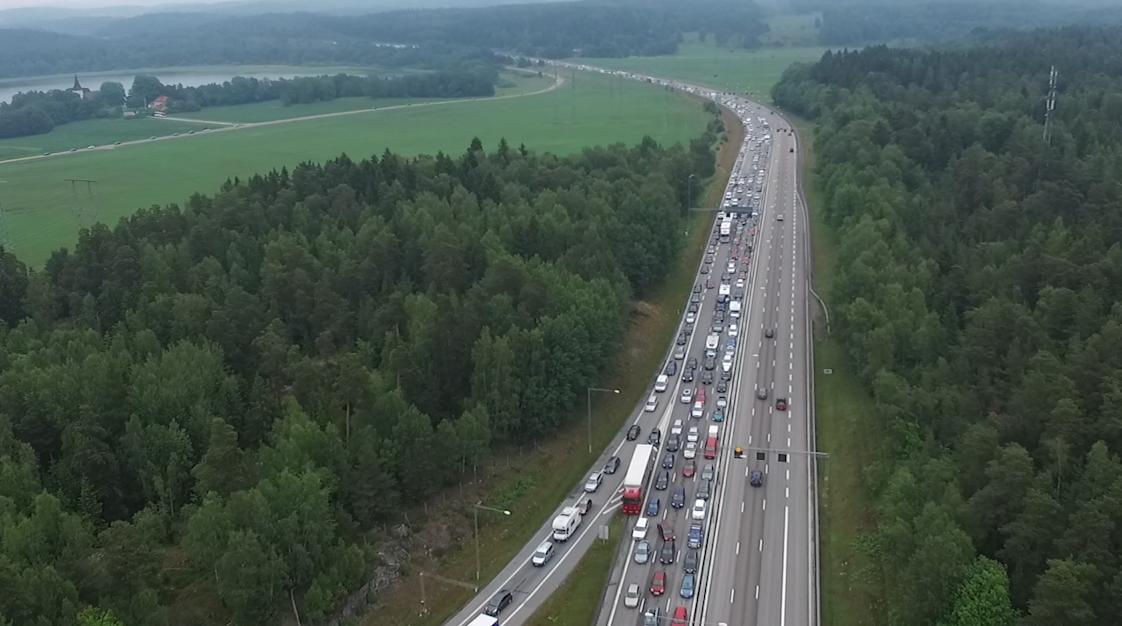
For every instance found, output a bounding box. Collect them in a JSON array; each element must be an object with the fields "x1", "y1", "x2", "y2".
[
  {"x1": 0, "y1": 67, "x2": 497, "y2": 140},
  {"x1": 0, "y1": 118, "x2": 722, "y2": 624},
  {"x1": 787, "y1": 0, "x2": 1122, "y2": 45},
  {"x1": 128, "y1": 68, "x2": 498, "y2": 113},
  {"x1": 774, "y1": 26, "x2": 1122, "y2": 625}
]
